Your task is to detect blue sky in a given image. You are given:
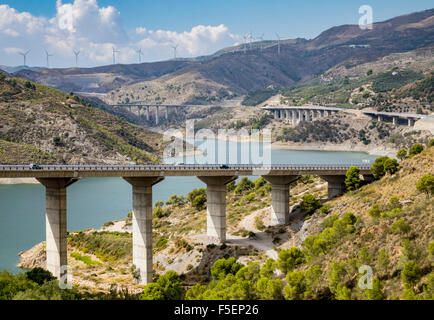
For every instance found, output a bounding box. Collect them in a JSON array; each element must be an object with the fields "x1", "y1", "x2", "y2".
[{"x1": 0, "y1": 0, "x2": 432, "y2": 67}]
